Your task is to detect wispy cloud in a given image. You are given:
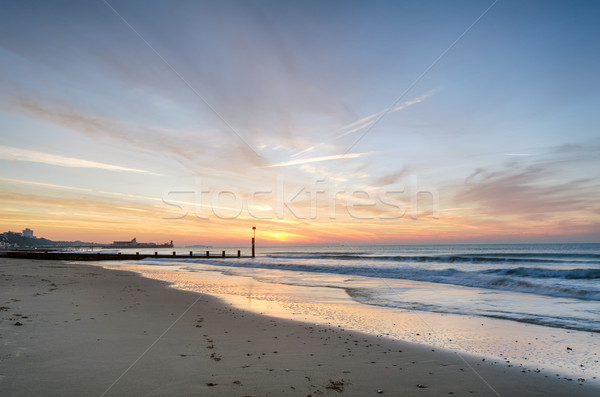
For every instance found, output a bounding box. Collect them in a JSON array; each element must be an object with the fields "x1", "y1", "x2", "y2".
[
  {"x1": 266, "y1": 152, "x2": 370, "y2": 168},
  {"x1": 0, "y1": 177, "x2": 163, "y2": 203},
  {"x1": 291, "y1": 91, "x2": 434, "y2": 158},
  {"x1": 1, "y1": 94, "x2": 267, "y2": 173},
  {"x1": 373, "y1": 166, "x2": 410, "y2": 186},
  {"x1": 336, "y1": 91, "x2": 434, "y2": 139},
  {"x1": 299, "y1": 163, "x2": 370, "y2": 182},
  {"x1": 456, "y1": 143, "x2": 600, "y2": 217},
  {"x1": 0, "y1": 145, "x2": 161, "y2": 175},
  {"x1": 336, "y1": 112, "x2": 380, "y2": 137},
  {"x1": 0, "y1": 177, "x2": 93, "y2": 193}
]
